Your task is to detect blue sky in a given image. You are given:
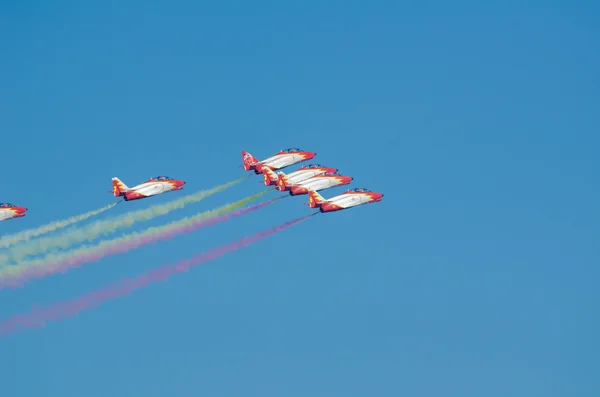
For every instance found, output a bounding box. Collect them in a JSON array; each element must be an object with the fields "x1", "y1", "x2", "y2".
[{"x1": 1, "y1": 1, "x2": 598, "y2": 396}]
